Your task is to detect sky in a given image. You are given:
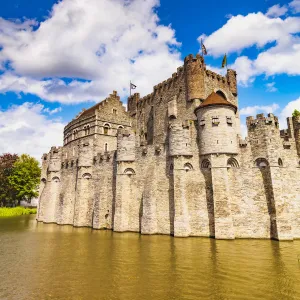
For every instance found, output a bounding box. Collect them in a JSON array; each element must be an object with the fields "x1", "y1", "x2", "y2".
[{"x1": 0, "y1": 0, "x2": 299, "y2": 159}]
